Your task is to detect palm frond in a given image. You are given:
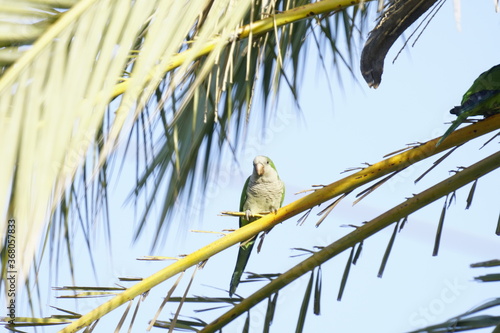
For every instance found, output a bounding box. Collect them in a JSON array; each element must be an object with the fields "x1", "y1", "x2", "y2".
[
  {"x1": 0, "y1": 0, "x2": 378, "y2": 297},
  {"x1": 201, "y1": 149, "x2": 500, "y2": 332},
  {"x1": 295, "y1": 270, "x2": 314, "y2": 333},
  {"x1": 407, "y1": 297, "x2": 500, "y2": 333},
  {"x1": 128, "y1": 0, "x2": 374, "y2": 247},
  {"x1": 377, "y1": 219, "x2": 400, "y2": 277},
  {"x1": 50, "y1": 117, "x2": 500, "y2": 332},
  {"x1": 0, "y1": 0, "x2": 253, "y2": 298},
  {"x1": 337, "y1": 246, "x2": 355, "y2": 301}
]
